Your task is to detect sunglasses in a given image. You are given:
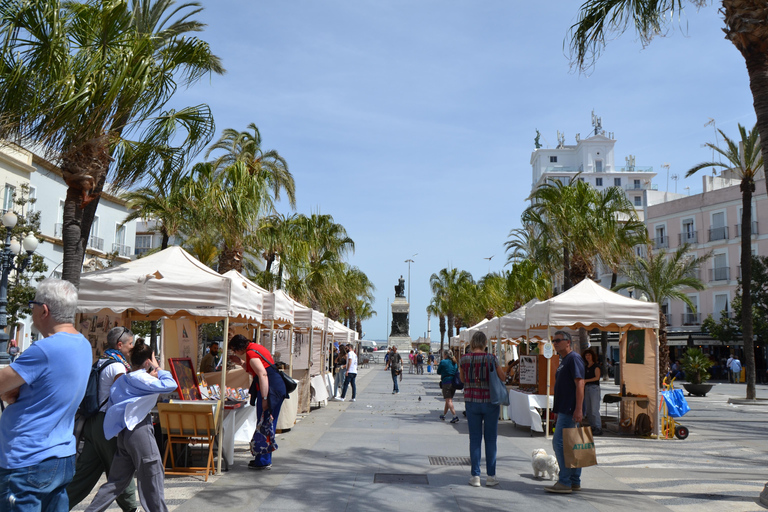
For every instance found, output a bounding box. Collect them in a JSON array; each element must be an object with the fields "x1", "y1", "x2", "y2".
[
  {"x1": 552, "y1": 338, "x2": 567, "y2": 343},
  {"x1": 28, "y1": 300, "x2": 44, "y2": 309}
]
